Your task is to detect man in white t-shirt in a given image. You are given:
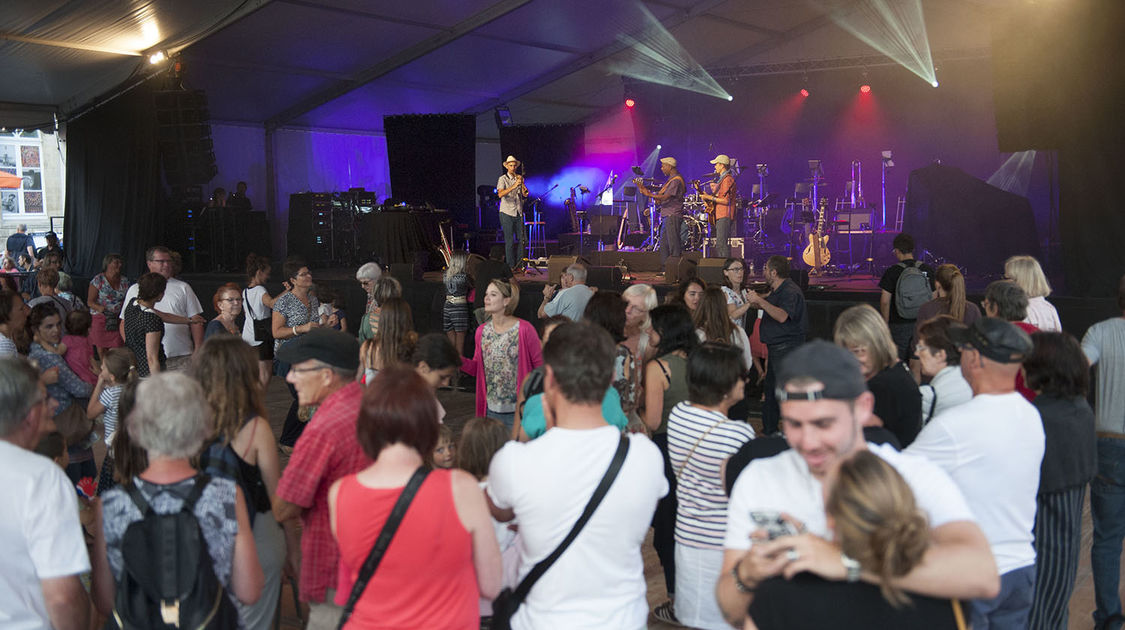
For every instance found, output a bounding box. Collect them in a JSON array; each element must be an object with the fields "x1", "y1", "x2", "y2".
[
  {"x1": 717, "y1": 339, "x2": 999, "y2": 627},
  {"x1": 908, "y1": 317, "x2": 1044, "y2": 629},
  {"x1": 487, "y1": 322, "x2": 667, "y2": 630},
  {"x1": 0, "y1": 356, "x2": 91, "y2": 630},
  {"x1": 119, "y1": 245, "x2": 204, "y2": 370}
]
